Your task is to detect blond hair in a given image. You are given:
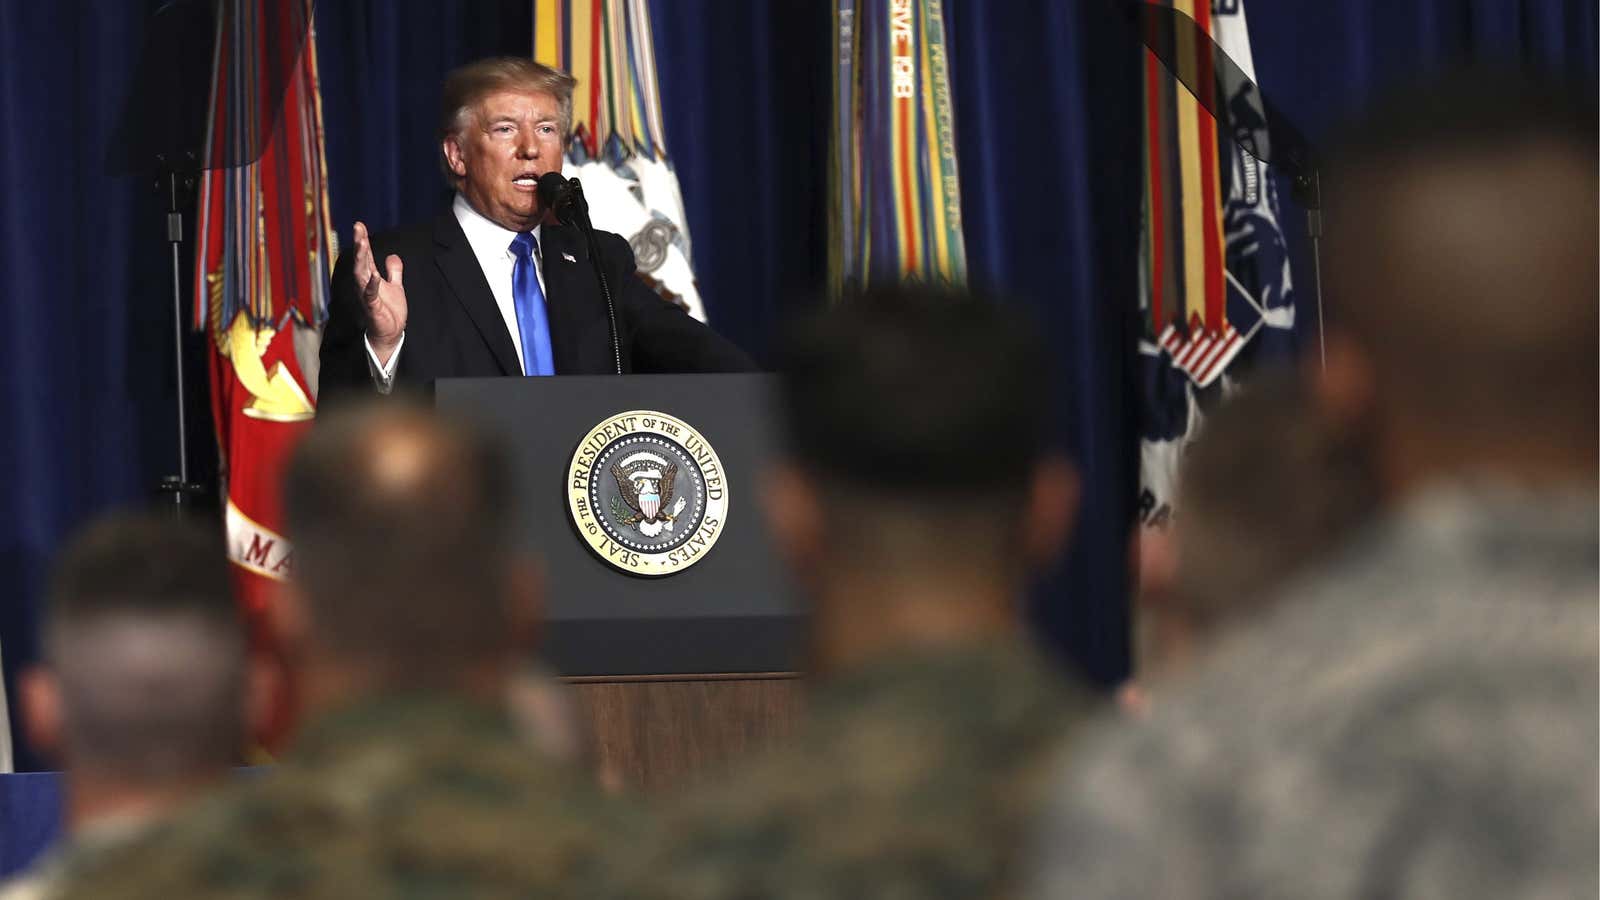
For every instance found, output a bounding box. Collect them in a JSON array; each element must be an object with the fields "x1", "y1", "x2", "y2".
[{"x1": 438, "y1": 57, "x2": 578, "y2": 182}]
